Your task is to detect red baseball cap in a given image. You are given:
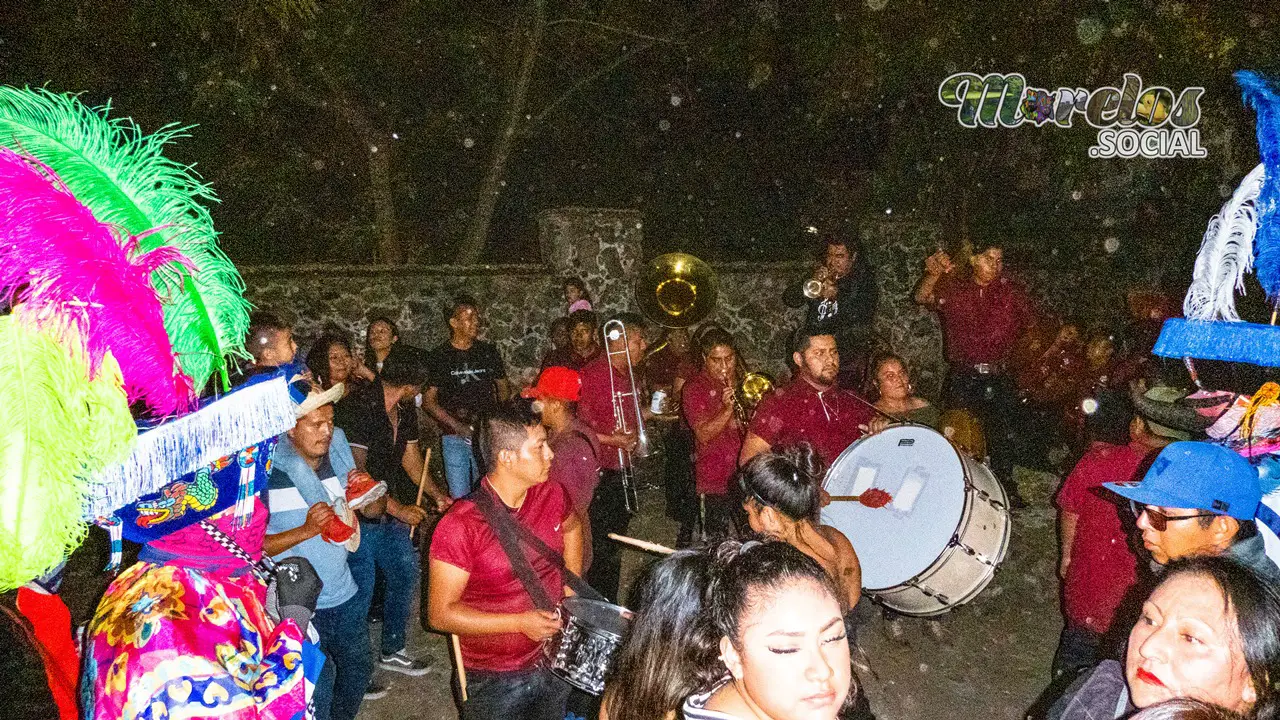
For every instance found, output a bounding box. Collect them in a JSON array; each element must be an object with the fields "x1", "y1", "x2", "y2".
[{"x1": 522, "y1": 366, "x2": 581, "y2": 402}]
